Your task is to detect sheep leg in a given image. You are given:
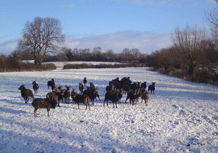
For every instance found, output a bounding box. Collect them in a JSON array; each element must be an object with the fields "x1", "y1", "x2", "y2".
[
  {"x1": 34, "y1": 109, "x2": 38, "y2": 117},
  {"x1": 25, "y1": 98, "x2": 28, "y2": 103},
  {"x1": 47, "y1": 108, "x2": 50, "y2": 117},
  {"x1": 145, "y1": 100, "x2": 148, "y2": 106},
  {"x1": 78, "y1": 103, "x2": 80, "y2": 109}
]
